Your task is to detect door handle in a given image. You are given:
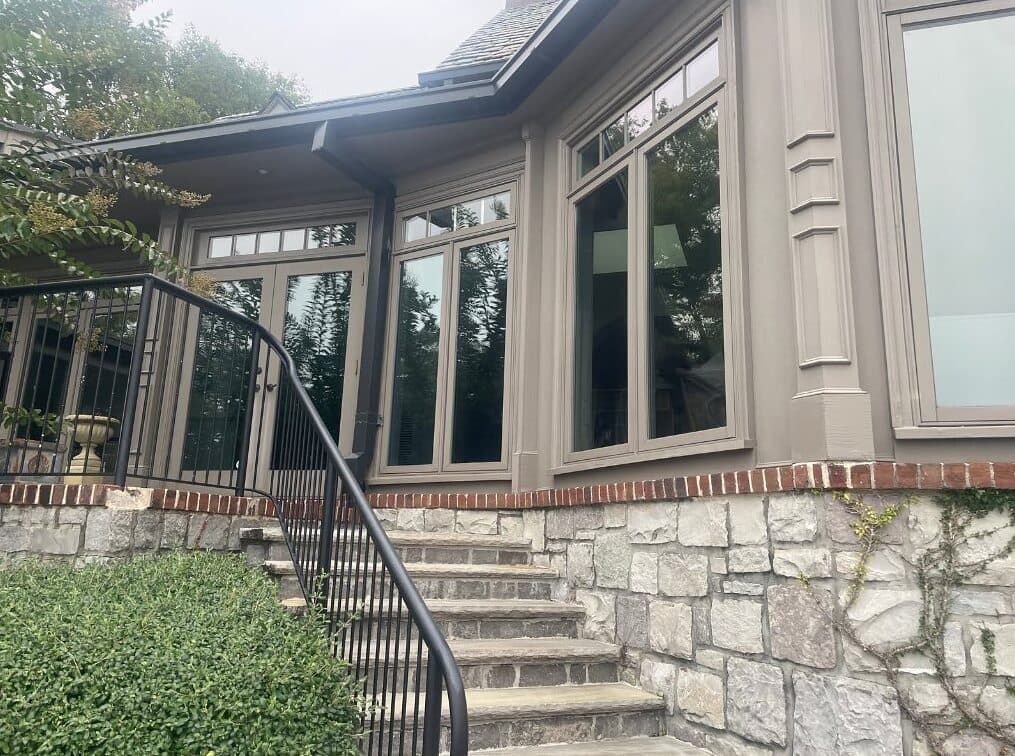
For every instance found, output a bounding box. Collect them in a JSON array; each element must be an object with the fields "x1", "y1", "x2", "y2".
[{"x1": 265, "y1": 383, "x2": 277, "y2": 392}]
